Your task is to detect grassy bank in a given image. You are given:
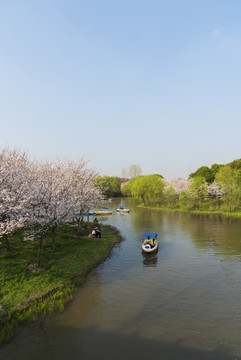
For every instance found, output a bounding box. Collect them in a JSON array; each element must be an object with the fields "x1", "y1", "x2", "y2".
[
  {"x1": 138, "y1": 204, "x2": 241, "y2": 218},
  {"x1": 0, "y1": 223, "x2": 122, "y2": 345}
]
